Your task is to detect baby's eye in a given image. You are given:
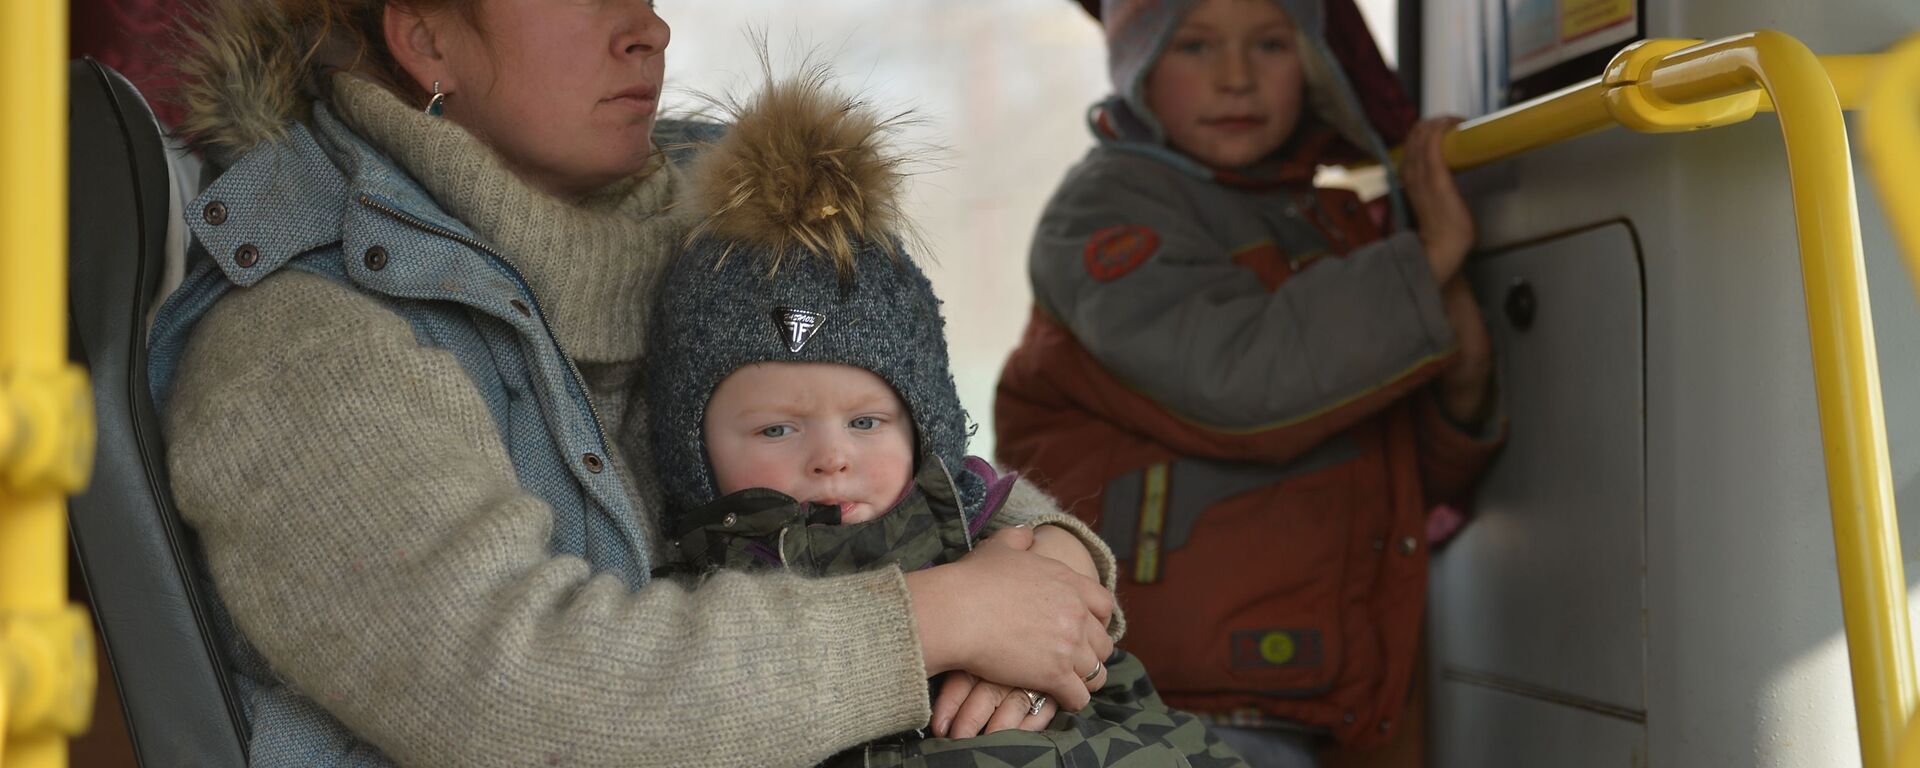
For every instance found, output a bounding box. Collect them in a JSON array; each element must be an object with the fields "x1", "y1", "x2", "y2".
[
  {"x1": 1171, "y1": 39, "x2": 1211, "y2": 55},
  {"x1": 760, "y1": 425, "x2": 794, "y2": 438},
  {"x1": 849, "y1": 416, "x2": 880, "y2": 431}
]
